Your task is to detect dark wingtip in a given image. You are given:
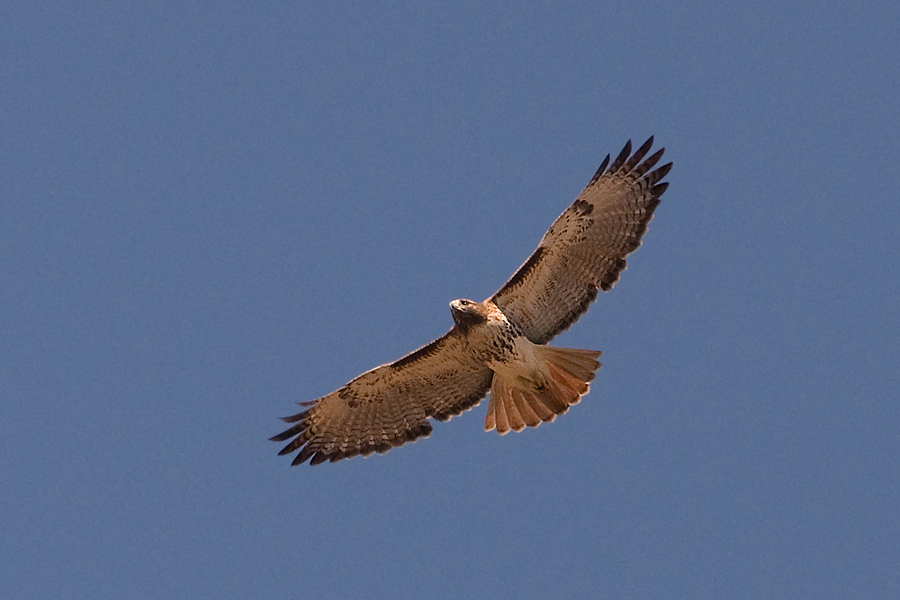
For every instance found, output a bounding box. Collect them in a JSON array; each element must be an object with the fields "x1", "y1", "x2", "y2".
[
  {"x1": 270, "y1": 417, "x2": 309, "y2": 442},
  {"x1": 309, "y1": 451, "x2": 329, "y2": 466},
  {"x1": 590, "y1": 154, "x2": 611, "y2": 184},
  {"x1": 654, "y1": 161, "x2": 673, "y2": 180},
  {"x1": 292, "y1": 446, "x2": 317, "y2": 466},
  {"x1": 277, "y1": 443, "x2": 296, "y2": 456},
  {"x1": 608, "y1": 139, "x2": 632, "y2": 173},
  {"x1": 279, "y1": 410, "x2": 309, "y2": 424},
  {"x1": 625, "y1": 137, "x2": 655, "y2": 171}
]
